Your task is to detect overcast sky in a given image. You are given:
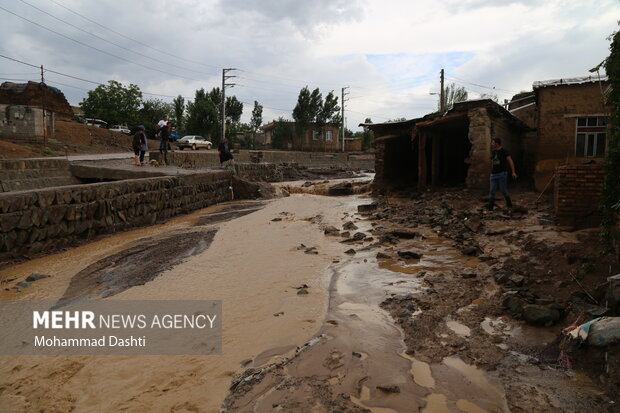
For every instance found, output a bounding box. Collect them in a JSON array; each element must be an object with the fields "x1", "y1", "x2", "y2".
[{"x1": 0, "y1": 0, "x2": 617, "y2": 130}]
